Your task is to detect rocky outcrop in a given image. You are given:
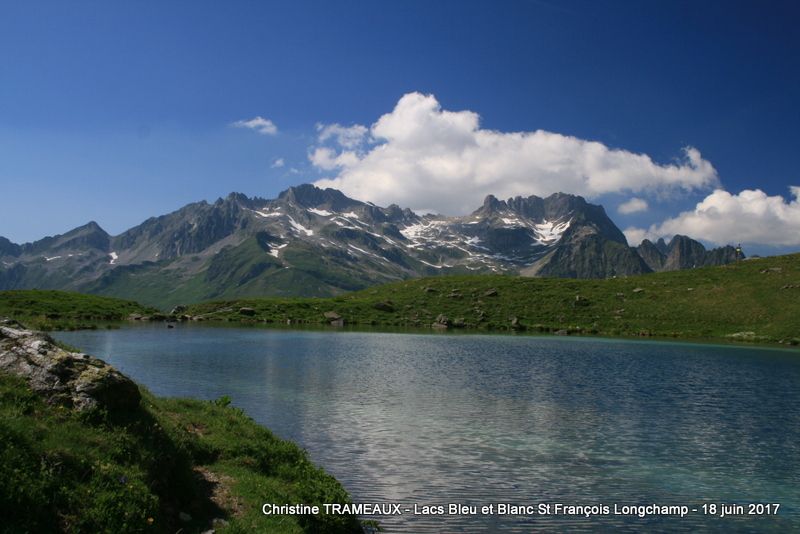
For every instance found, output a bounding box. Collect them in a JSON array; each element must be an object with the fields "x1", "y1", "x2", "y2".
[
  {"x1": 432, "y1": 314, "x2": 450, "y2": 329},
  {"x1": 526, "y1": 233, "x2": 650, "y2": 279},
  {"x1": 0, "y1": 319, "x2": 140, "y2": 412},
  {"x1": 0, "y1": 236, "x2": 21, "y2": 257},
  {"x1": 662, "y1": 235, "x2": 710, "y2": 270},
  {"x1": 20, "y1": 221, "x2": 110, "y2": 257},
  {"x1": 634, "y1": 235, "x2": 741, "y2": 272},
  {"x1": 516, "y1": 194, "x2": 651, "y2": 279},
  {"x1": 636, "y1": 239, "x2": 666, "y2": 271}
]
